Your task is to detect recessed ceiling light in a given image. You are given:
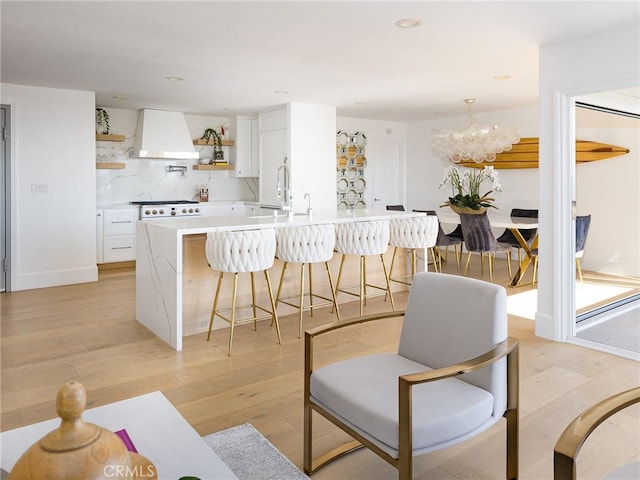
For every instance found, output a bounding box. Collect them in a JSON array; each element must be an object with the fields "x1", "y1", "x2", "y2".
[
  {"x1": 274, "y1": 90, "x2": 289, "y2": 94},
  {"x1": 395, "y1": 18, "x2": 423, "y2": 29},
  {"x1": 493, "y1": 74, "x2": 512, "y2": 80},
  {"x1": 112, "y1": 95, "x2": 128, "y2": 100},
  {"x1": 165, "y1": 76, "x2": 185, "y2": 82},
  {"x1": 355, "y1": 101, "x2": 368, "y2": 105}
]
